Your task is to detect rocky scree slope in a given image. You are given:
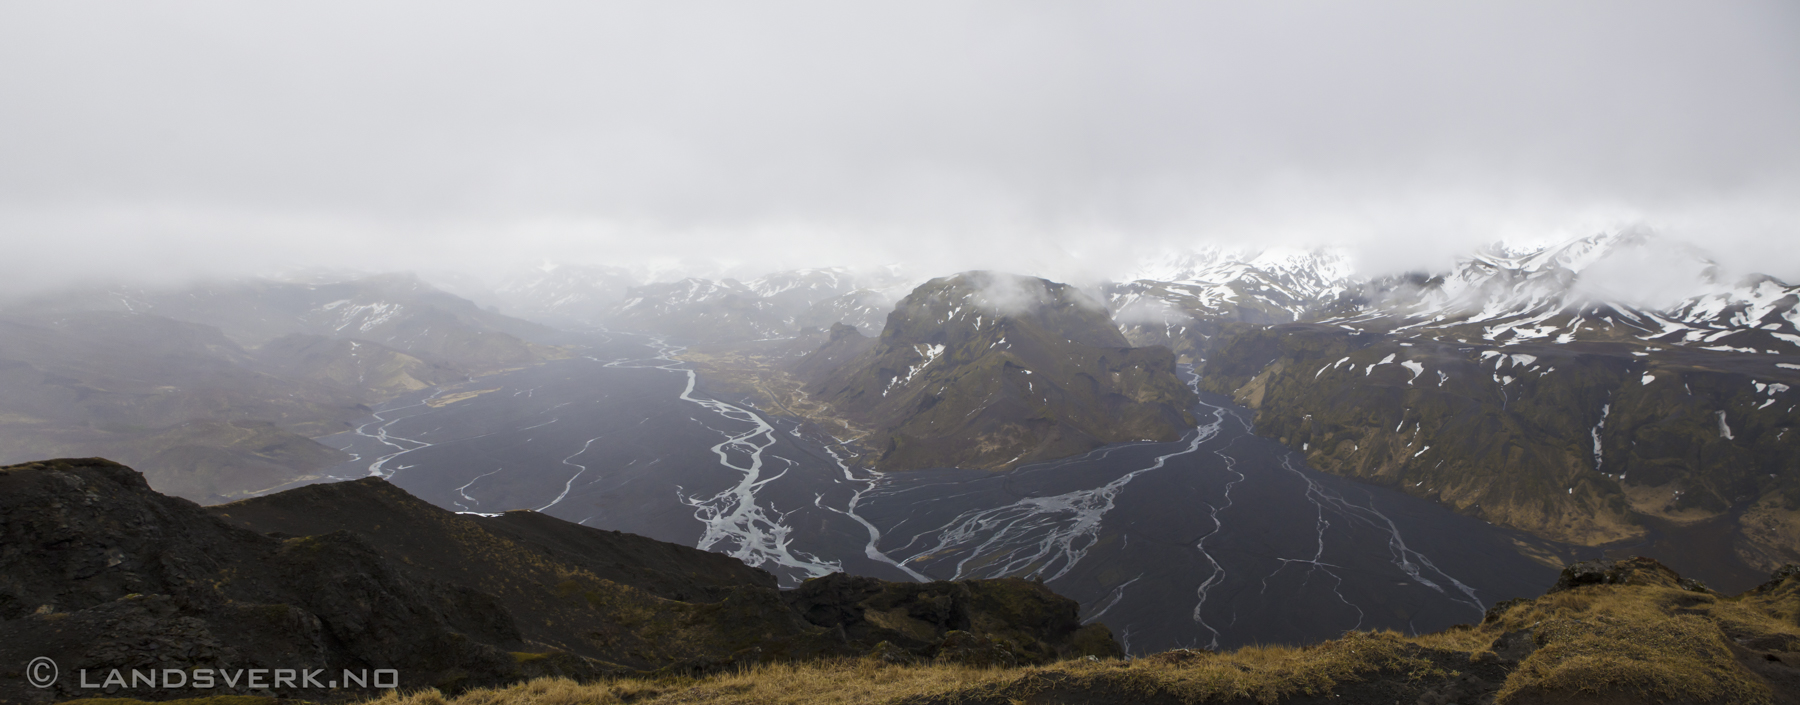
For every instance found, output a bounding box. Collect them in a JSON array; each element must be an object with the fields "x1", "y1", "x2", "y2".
[
  {"x1": 0, "y1": 458, "x2": 1119, "y2": 703},
  {"x1": 797, "y1": 272, "x2": 1196, "y2": 471}
]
